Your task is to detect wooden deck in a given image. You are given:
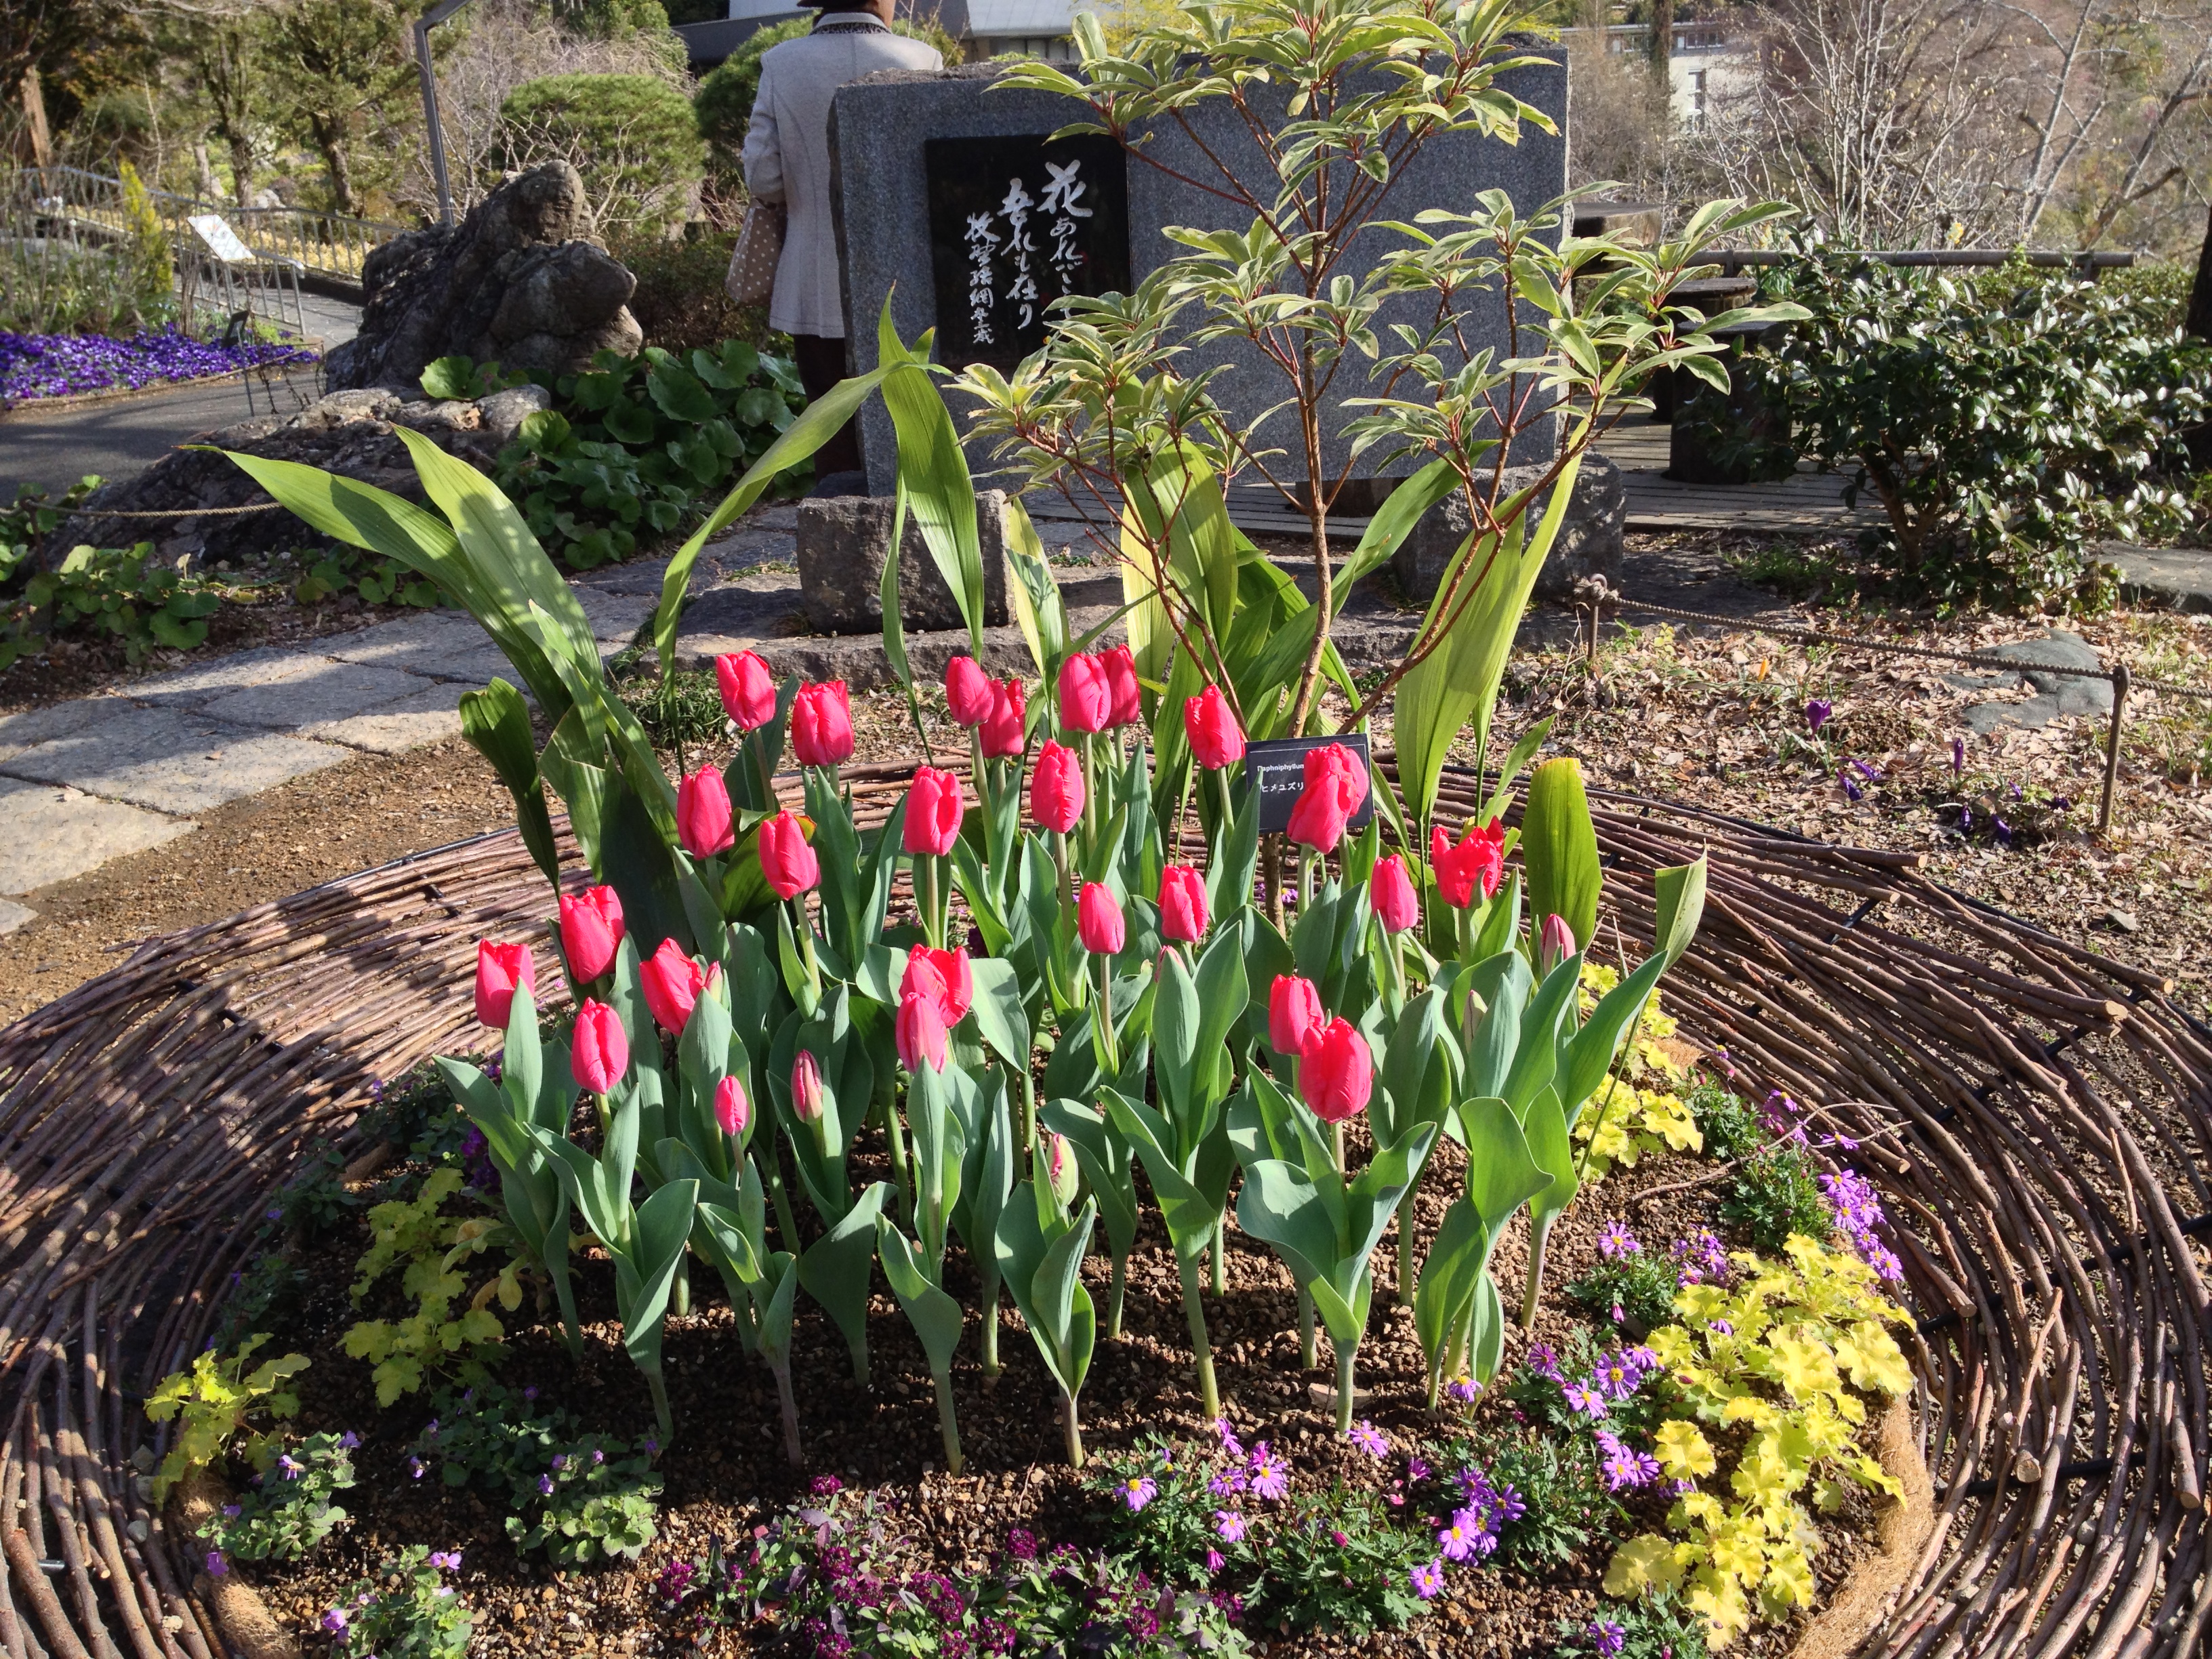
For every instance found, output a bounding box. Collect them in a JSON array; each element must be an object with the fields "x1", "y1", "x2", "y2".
[{"x1": 1024, "y1": 417, "x2": 1877, "y2": 541}]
